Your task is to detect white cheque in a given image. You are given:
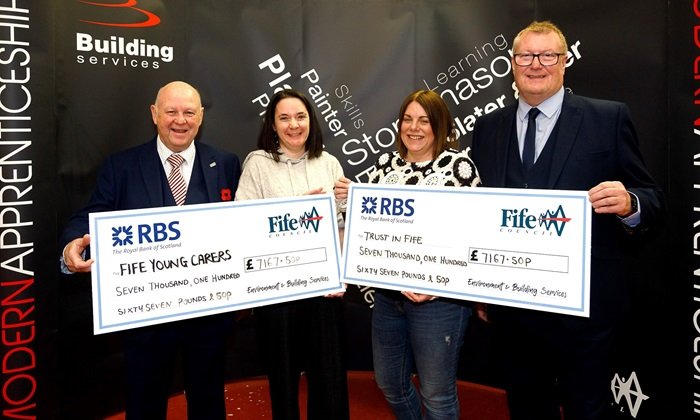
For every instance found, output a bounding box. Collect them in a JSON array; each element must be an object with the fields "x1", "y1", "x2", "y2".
[
  {"x1": 89, "y1": 194, "x2": 343, "y2": 334},
  {"x1": 341, "y1": 184, "x2": 592, "y2": 317}
]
